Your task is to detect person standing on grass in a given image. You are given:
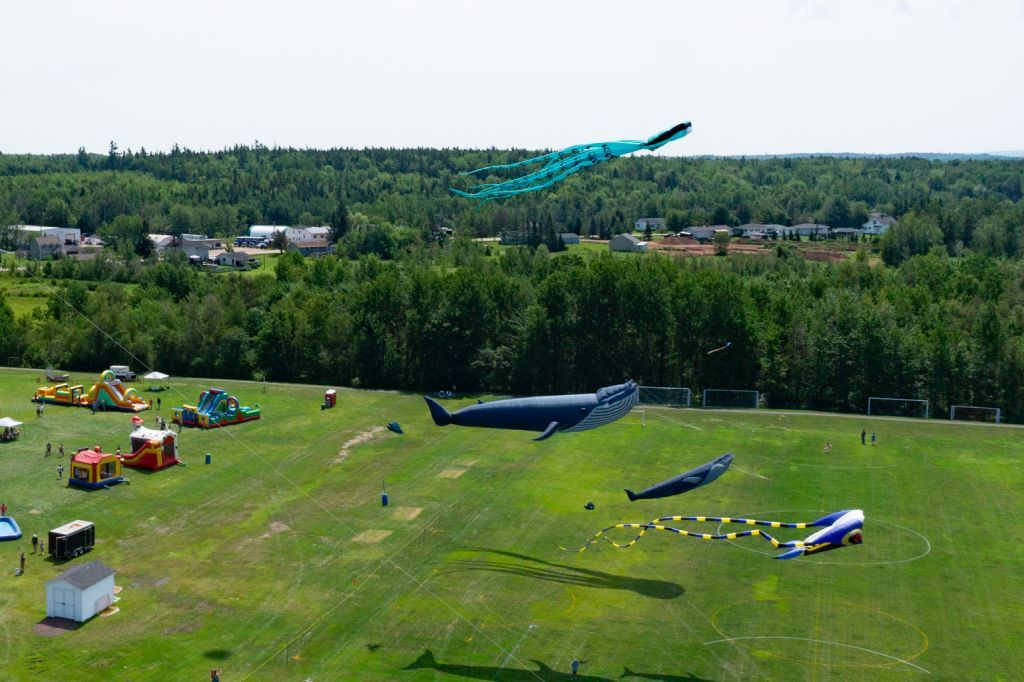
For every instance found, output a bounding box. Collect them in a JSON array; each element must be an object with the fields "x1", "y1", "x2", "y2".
[
  {"x1": 571, "y1": 658, "x2": 579, "y2": 678},
  {"x1": 20, "y1": 552, "x2": 25, "y2": 574},
  {"x1": 157, "y1": 396, "x2": 161, "y2": 411},
  {"x1": 871, "y1": 432, "x2": 876, "y2": 446},
  {"x1": 861, "y1": 429, "x2": 866, "y2": 445},
  {"x1": 0, "y1": 503, "x2": 6, "y2": 516},
  {"x1": 31, "y1": 534, "x2": 38, "y2": 554},
  {"x1": 59, "y1": 443, "x2": 64, "y2": 458},
  {"x1": 57, "y1": 464, "x2": 63, "y2": 480},
  {"x1": 46, "y1": 442, "x2": 51, "y2": 457},
  {"x1": 824, "y1": 442, "x2": 832, "y2": 455}
]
